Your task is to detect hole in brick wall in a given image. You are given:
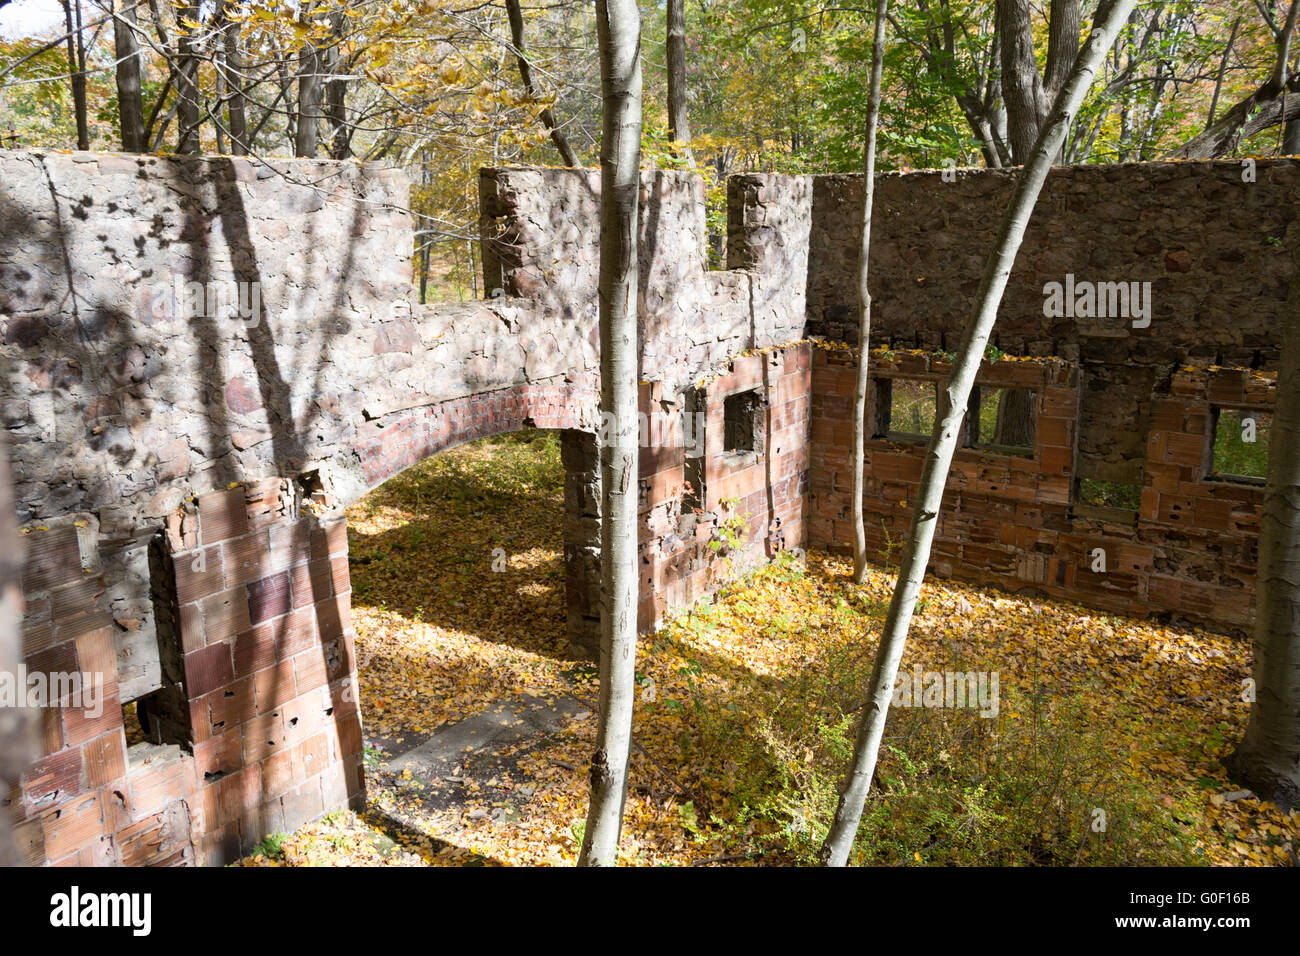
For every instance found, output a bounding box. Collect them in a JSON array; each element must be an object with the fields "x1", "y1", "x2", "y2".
[
  {"x1": 1209, "y1": 408, "x2": 1270, "y2": 483},
  {"x1": 345, "y1": 427, "x2": 586, "y2": 799},
  {"x1": 683, "y1": 456, "x2": 704, "y2": 512},
  {"x1": 297, "y1": 469, "x2": 331, "y2": 510},
  {"x1": 129, "y1": 685, "x2": 191, "y2": 749},
  {"x1": 1079, "y1": 479, "x2": 1142, "y2": 511},
  {"x1": 971, "y1": 386, "x2": 1037, "y2": 453},
  {"x1": 682, "y1": 385, "x2": 707, "y2": 511},
  {"x1": 723, "y1": 389, "x2": 762, "y2": 454},
  {"x1": 876, "y1": 378, "x2": 938, "y2": 440},
  {"x1": 122, "y1": 700, "x2": 146, "y2": 748}
]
